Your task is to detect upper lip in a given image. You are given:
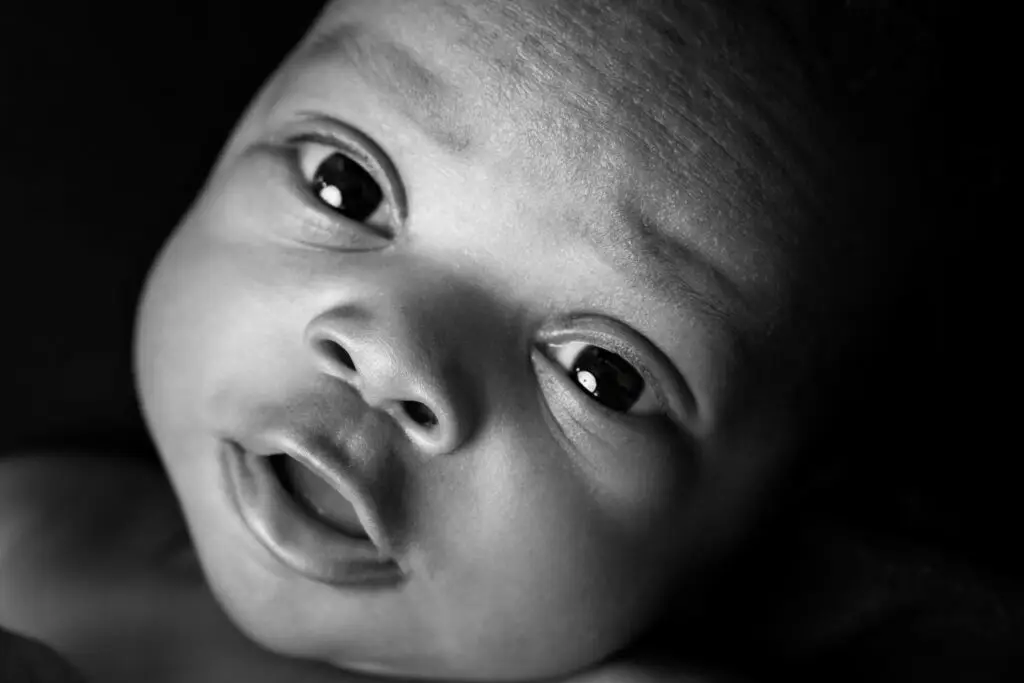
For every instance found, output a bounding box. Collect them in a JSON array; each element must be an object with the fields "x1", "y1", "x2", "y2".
[{"x1": 237, "y1": 432, "x2": 394, "y2": 559}]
